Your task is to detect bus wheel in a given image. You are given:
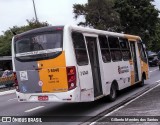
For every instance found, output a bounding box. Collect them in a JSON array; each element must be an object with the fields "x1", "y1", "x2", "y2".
[{"x1": 108, "y1": 83, "x2": 117, "y2": 102}]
